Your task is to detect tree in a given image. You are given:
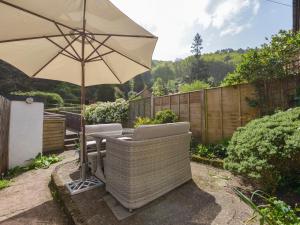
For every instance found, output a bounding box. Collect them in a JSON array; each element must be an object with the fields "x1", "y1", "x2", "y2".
[
  {"x1": 191, "y1": 33, "x2": 203, "y2": 59},
  {"x1": 166, "y1": 80, "x2": 177, "y2": 94},
  {"x1": 190, "y1": 33, "x2": 208, "y2": 81},
  {"x1": 152, "y1": 77, "x2": 165, "y2": 96}
]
